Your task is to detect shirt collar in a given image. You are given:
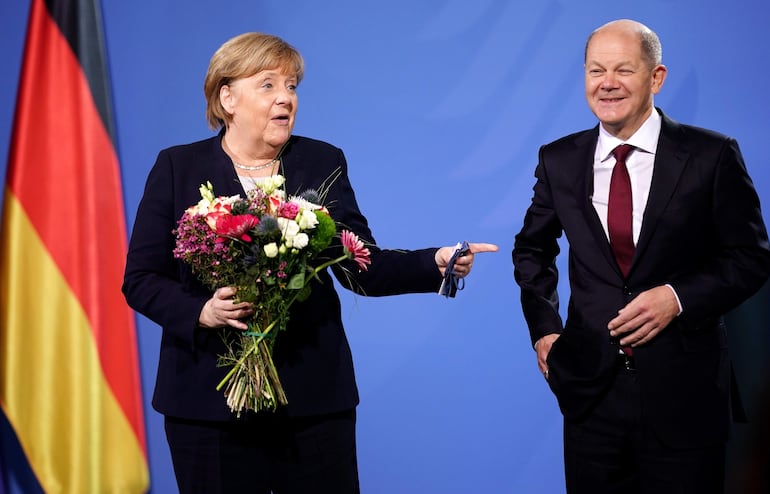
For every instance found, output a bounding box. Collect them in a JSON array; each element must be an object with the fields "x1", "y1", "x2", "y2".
[{"x1": 597, "y1": 107, "x2": 662, "y2": 162}]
